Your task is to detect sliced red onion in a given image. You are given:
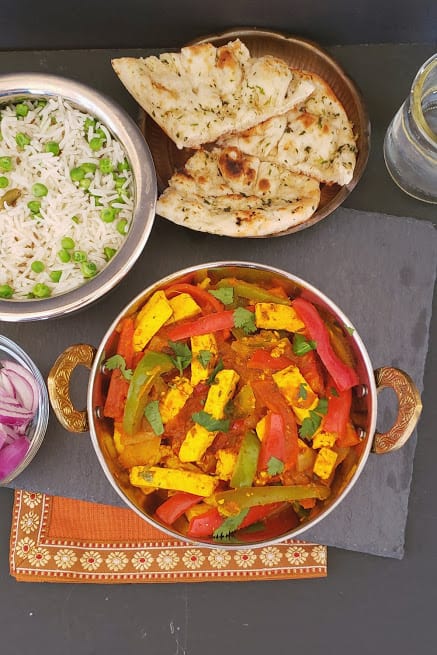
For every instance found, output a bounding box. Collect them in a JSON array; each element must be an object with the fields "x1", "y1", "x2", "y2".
[
  {"x1": 0, "y1": 436, "x2": 30, "y2": 479},
  {"x1": 1, "y1": 368, "x2": 35, "y2": 411},
  {"x1": 0, "y1": 370, "x2": 15, "y2": 397},
  {"x1": 1, "y1": 361, "x2": 39, "y2": 413}
]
